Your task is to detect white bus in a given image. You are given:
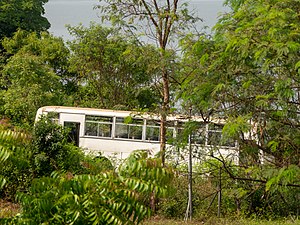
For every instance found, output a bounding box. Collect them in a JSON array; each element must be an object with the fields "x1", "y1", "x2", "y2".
[{"x1": 35, "y1": 106, "x2": 238, "y2": 160}]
